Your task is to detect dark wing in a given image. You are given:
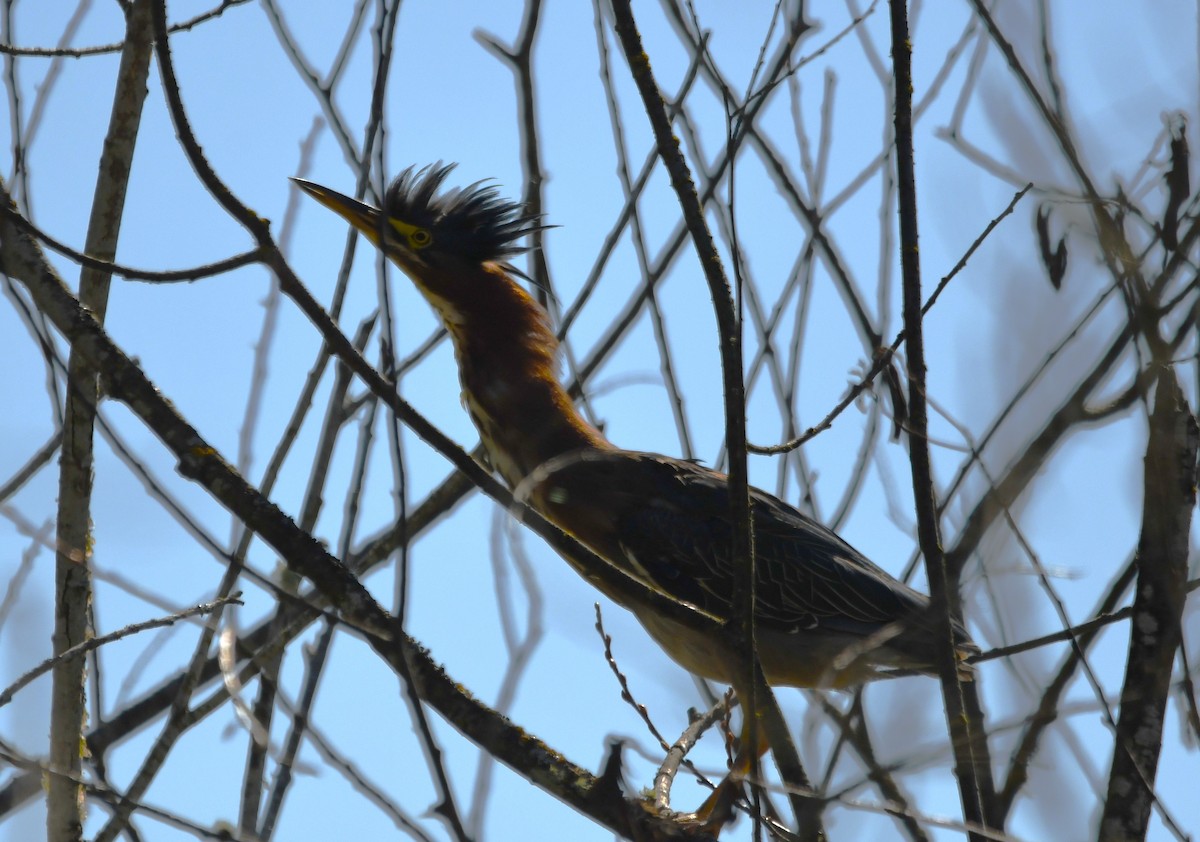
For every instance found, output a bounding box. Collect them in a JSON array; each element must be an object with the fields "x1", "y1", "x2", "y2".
[
  {"x1": 621, "y1": 457, "x2": 930, "y2": 636},
  {"x1": 538, "y1": 449, "x2": 936, "y2": 641}
]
